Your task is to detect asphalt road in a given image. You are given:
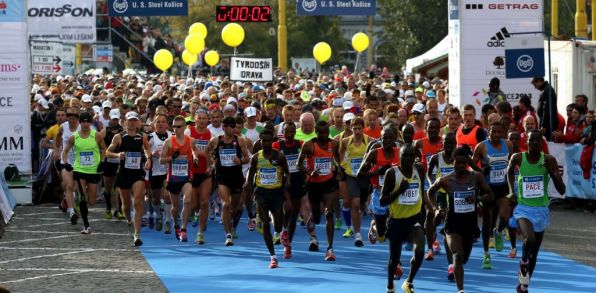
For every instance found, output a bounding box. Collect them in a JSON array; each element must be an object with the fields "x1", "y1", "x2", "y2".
[{"x1": 0, "y1": 203, "x2": 594, "y2": 292}]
